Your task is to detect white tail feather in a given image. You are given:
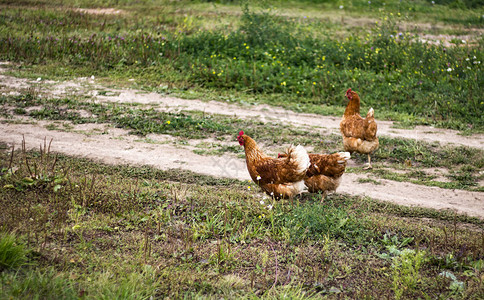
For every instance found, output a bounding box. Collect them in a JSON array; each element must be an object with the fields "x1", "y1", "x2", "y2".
[
  {"x1": 337, "y1": 152, "x2": 351, "y2": 164},
  {"x1": 367, "y1": 107, "x2": 374, "y2": 118},
  {"x1": 287, "y1": 144, "x2": 310, "y2": 175}
]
